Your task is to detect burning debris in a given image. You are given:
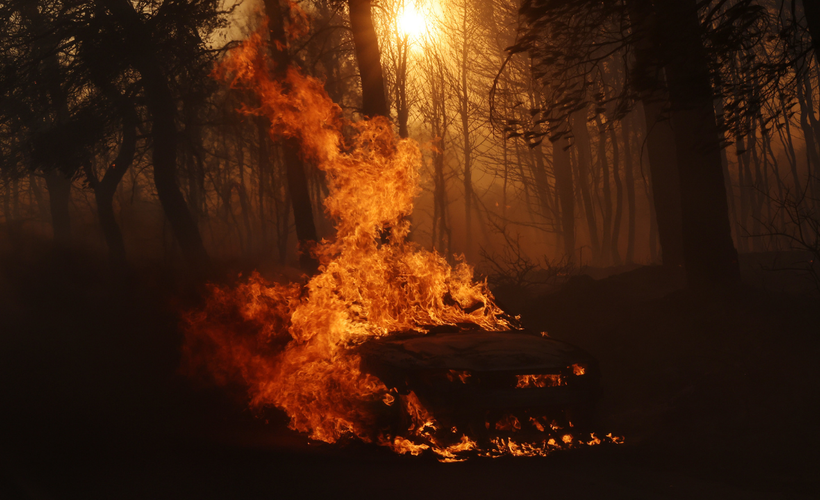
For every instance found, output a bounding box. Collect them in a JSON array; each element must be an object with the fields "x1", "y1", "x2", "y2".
[
  {"x1": 355, "y1": 328, "x2": 617, "y2": 460},
  {"x1": 182, "y1": 25, "x2": 621, "y2": 461}
]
